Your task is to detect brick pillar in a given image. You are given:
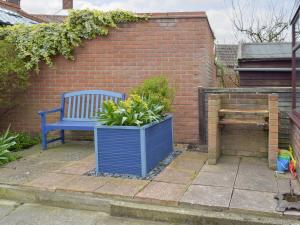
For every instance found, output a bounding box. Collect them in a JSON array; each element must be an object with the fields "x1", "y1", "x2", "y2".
[
  {"x1": 268, "y1": 94, "x2": 279, "y2": 169},
  {"x1": 208, "y1": 94, "x2": 221, "y2": 164}
]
